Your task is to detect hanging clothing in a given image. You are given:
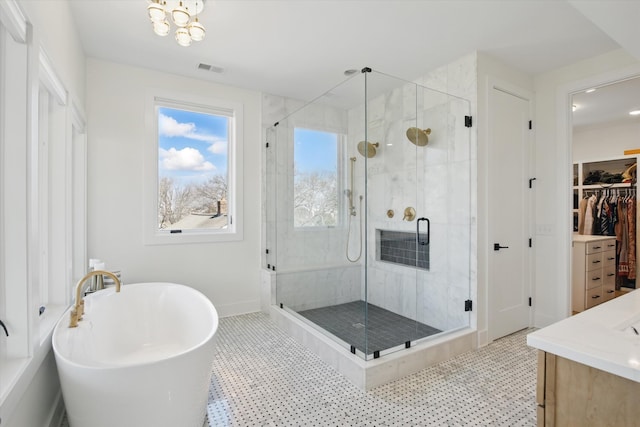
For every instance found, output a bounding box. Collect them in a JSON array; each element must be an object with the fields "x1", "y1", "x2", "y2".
[
  {"x1": 619, "y1": 201, "x2": 629, "y2": 277},
  {"x1": 609, "y1": 197, "x2": 618, "y2": 236},
  {"x1": 578, "y1": 197, "x2": 588, "y2": 234},
  {"x1": 599, "y1": 198, "x2": 611, "y2": 236},
  {"x1": 583, "y1": 195, "x2": 597, "y2": 236},
  {"x1": 628, "y1": 198, "x2": 636, "y2": 280}
]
